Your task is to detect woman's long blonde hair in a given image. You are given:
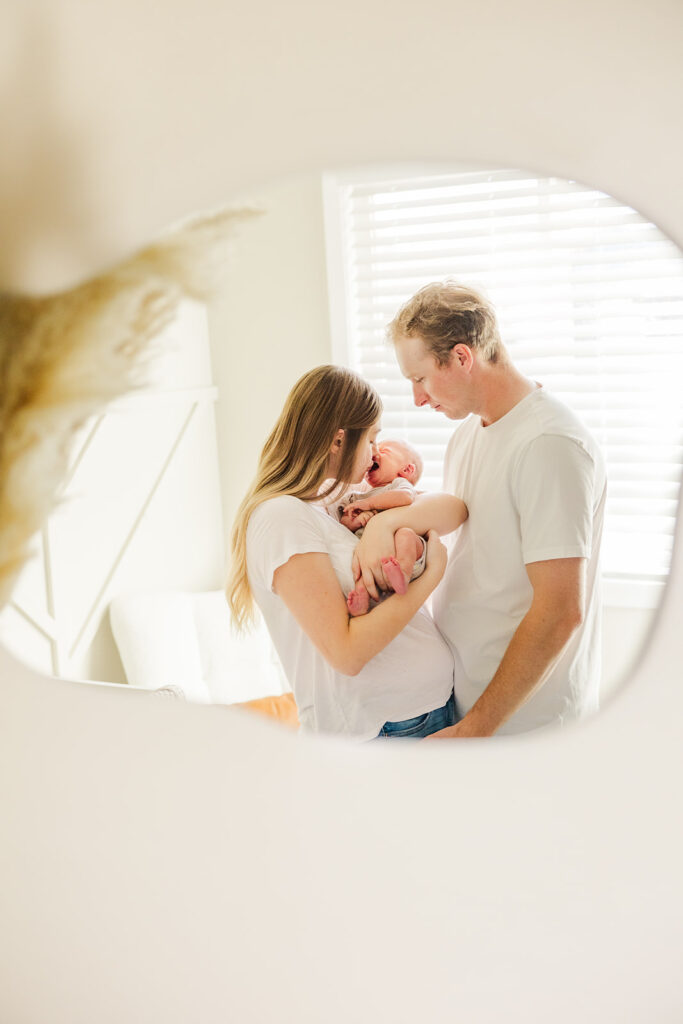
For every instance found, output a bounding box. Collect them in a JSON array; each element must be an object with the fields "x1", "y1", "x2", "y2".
[{"x1": 227, "y1": 365, "x2": 382, "y2": 630}]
